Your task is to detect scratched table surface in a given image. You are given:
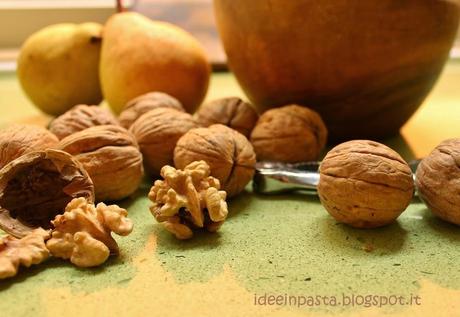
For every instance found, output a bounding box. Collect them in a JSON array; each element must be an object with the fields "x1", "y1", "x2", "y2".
[{"x1": 0, "y1": 63, "x2": 460, "y2": 317}]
